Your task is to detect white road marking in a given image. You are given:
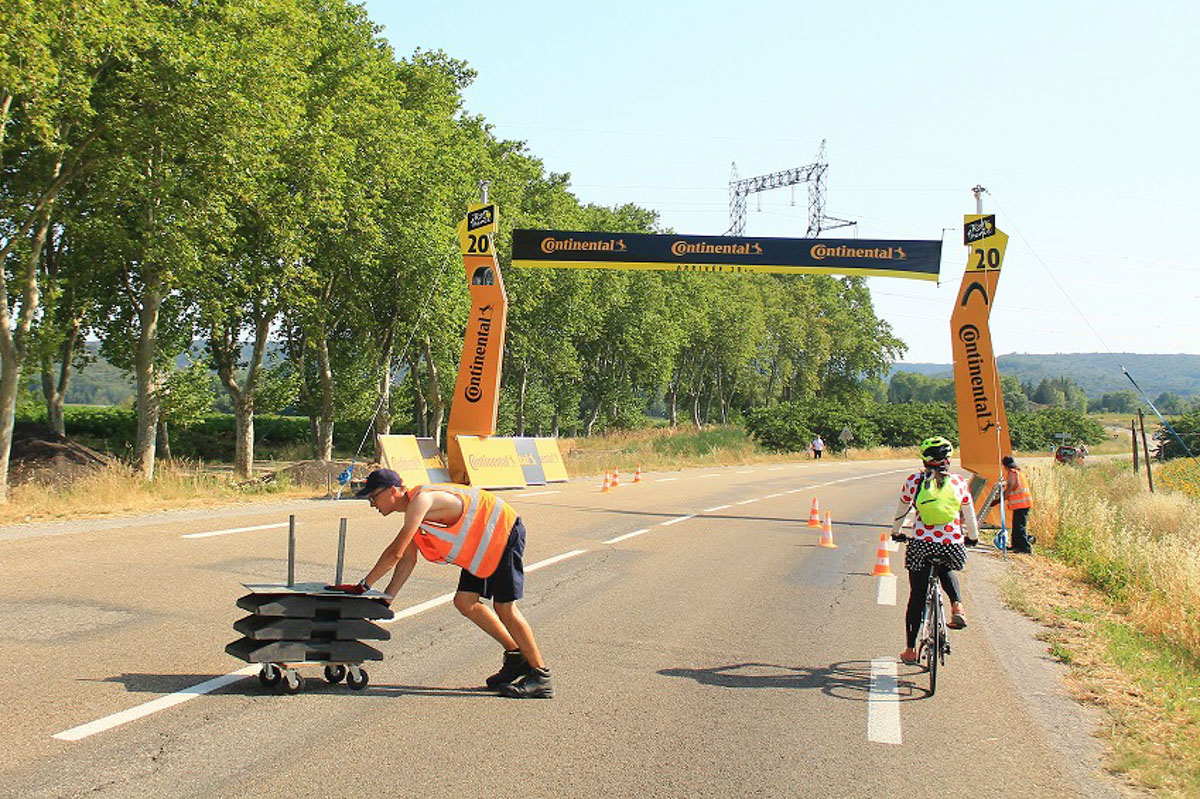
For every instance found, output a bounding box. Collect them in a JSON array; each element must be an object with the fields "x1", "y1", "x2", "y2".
[
  {"x1": 876, "y1": 574, "x2": 897, "y2": 606},
  {"x1": 51, "y1": 548, "x2": 590, "y2": 741},
  {"x1": 604, "y1": 528, "x2": 651, "y2": 544},
  {"x1": 767, "y1": 466, "x2": 785, "y2": 471},
  {"x1": 867, "y1": 659, "x2": 902, "y2": 745},
  {"x1": 702, "y1": 505, "x2": 731, "y2": 513},
  {"x1": 660, "y1": 514, "x2": 695, "y2": 526},
  {"x1": 657, "y1": 477, "x2": 679, "y2": 483},
  {"x1": 736, "y1": 469, "x2": 754, "y2": 474},
  {"x1": 182, "y1": 523, "x2": 287, "y2": 539},
  {"x1": 512, "y1": 490, "x2": 560, "y2": 498},
  {"x1": 53, "y1": 667, "x2": 259, "y2": 741},
  {"x1": 700, "y1": 473, "x2": 720, "y2": 479},
  {"x1": 763, "y1": 492, "x2": 784, "y2": 499},
  {"x1": 735, "y1": 499, "x2": 757, "y2": 506}
]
